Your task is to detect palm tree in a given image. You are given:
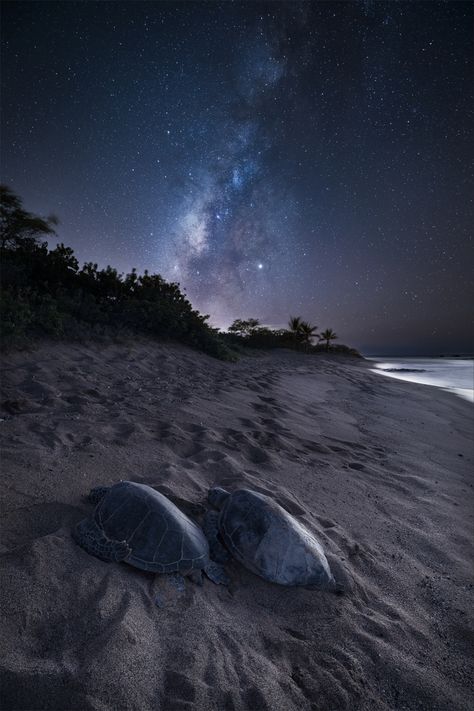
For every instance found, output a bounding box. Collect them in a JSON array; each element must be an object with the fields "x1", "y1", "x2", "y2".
[
  {"x1": 298, "y1": 320, "x2": 318, "y2": 345},
  {"x1": 288, "y1": 315, "x2": 302, "y2": 336},
  {"x1": 319, "y1": 328, "x2": 338, "y2": 352},
  {"x1": 288, "y1": 315, "x2": 318, "y2": 347}
]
